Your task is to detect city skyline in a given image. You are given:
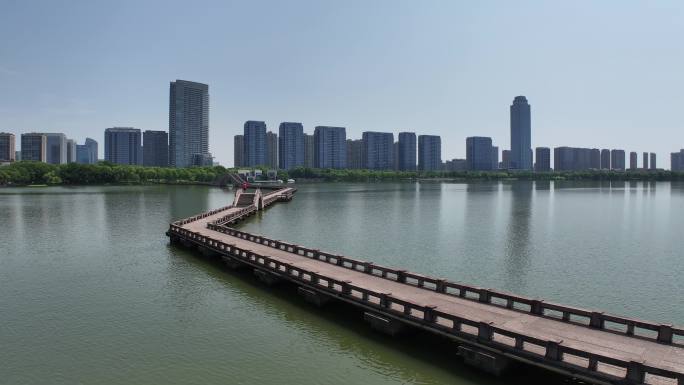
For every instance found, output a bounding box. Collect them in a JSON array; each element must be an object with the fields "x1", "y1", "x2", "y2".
[{"x1": 1, "y1": 2, "x2": 683, "y2": 167}]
